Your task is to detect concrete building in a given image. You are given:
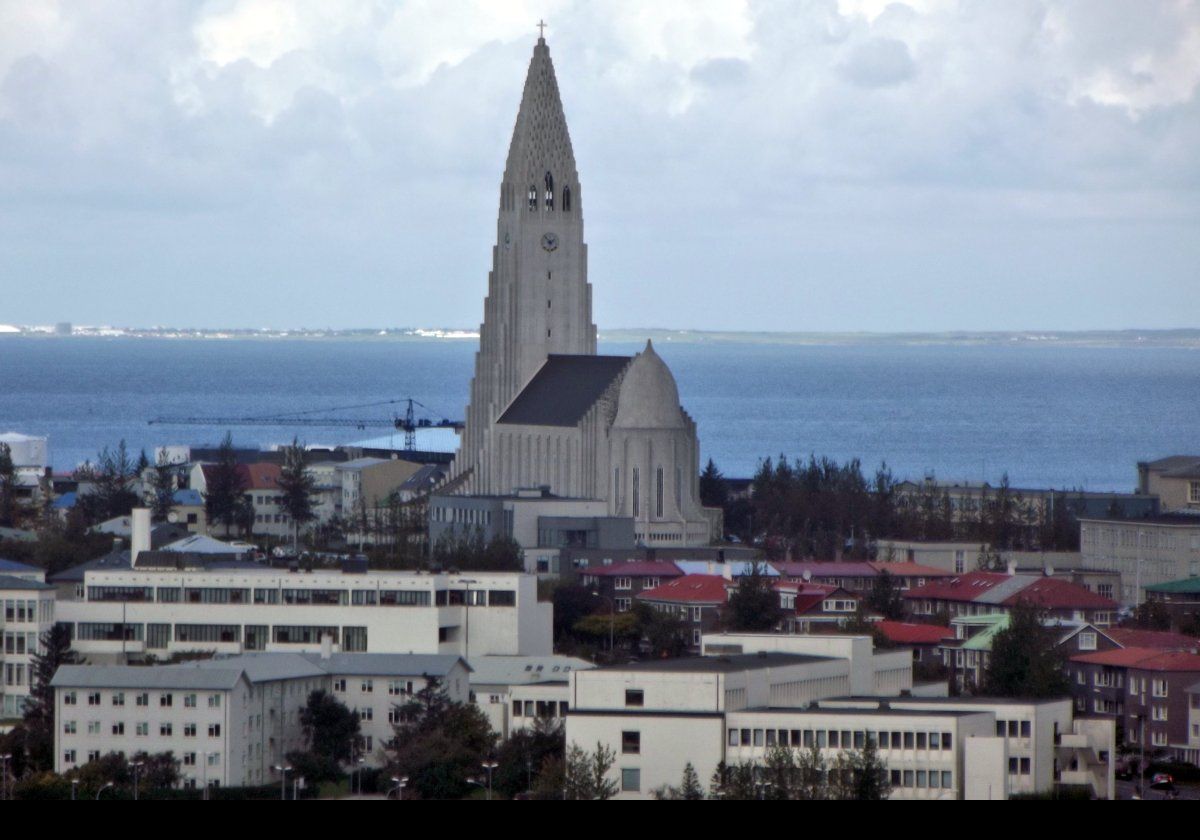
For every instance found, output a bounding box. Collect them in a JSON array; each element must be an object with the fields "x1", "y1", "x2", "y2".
[
  {"x1": 1080, "y1": 514, "x2": 1200, "y2": 605},
  {"x1": 1, "y1": 567, "x2": 55, "y2": 717},
  {"x1": 444, "y1": 36, "x2": 717, "y2": 547},
  {"x1": 564, "y1": 633, "x2": 1111, "y2": 799},
  {"x1": 50, "y1": 651, "x2": 471, "y2": 785},
  {"x1": 468, "y1": 654, "x2": 594, "y2": 740},
  {"x1": 1138, "y1": 456, "x2": 1200, "y2": 513}
]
